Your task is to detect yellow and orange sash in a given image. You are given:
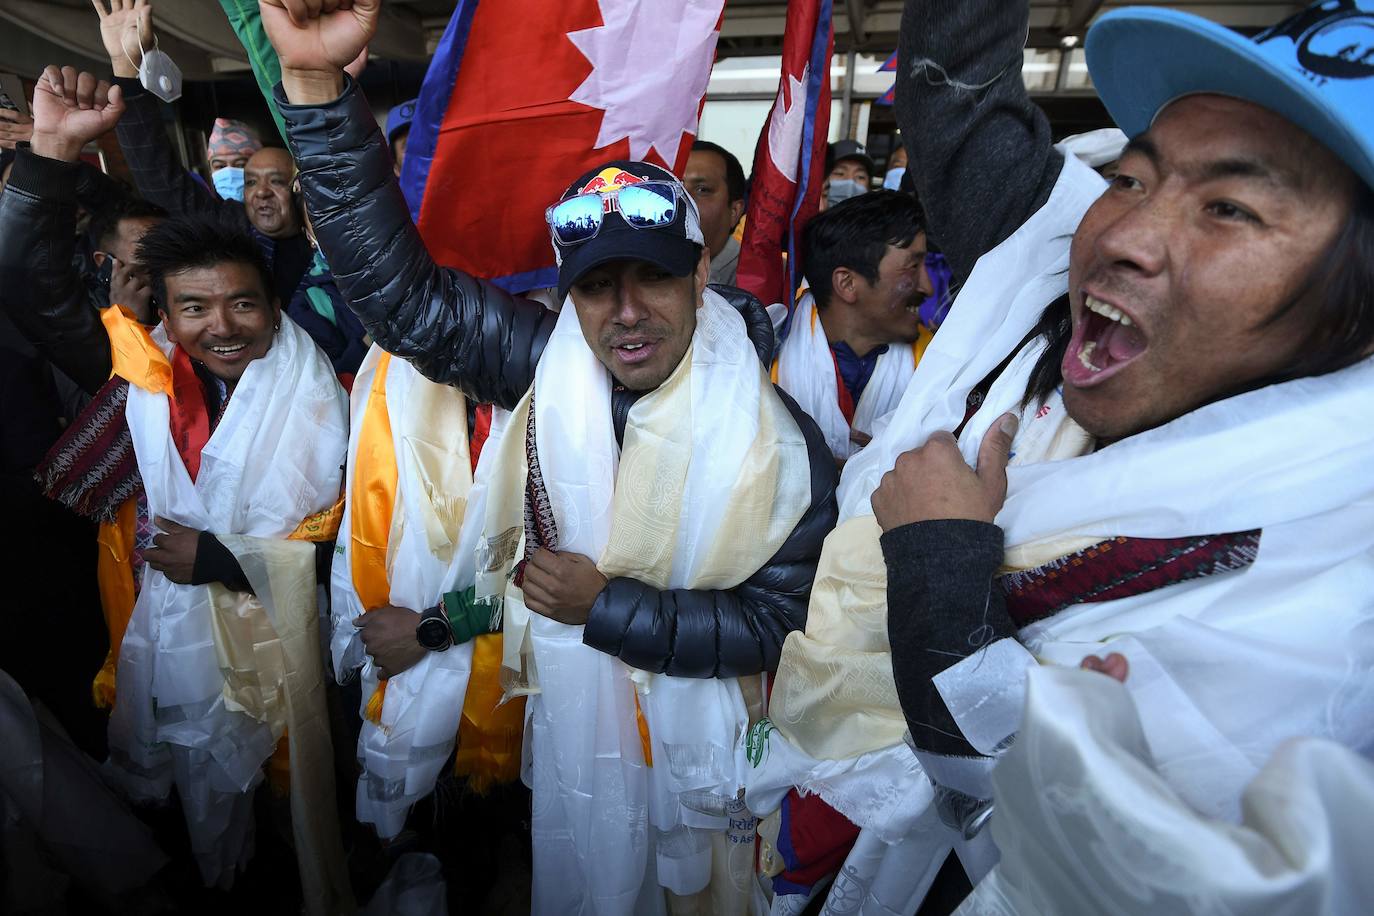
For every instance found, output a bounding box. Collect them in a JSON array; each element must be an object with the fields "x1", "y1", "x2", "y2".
[
  {"x1": 351, "y1": 352, "x2": 523, "y2": 789},
  {"x1": 92, "y1": 307, "x2": 170, "y2": 707},
  {"x1": 350, "y1": 353, "x2": 401, "y2": 723}
]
